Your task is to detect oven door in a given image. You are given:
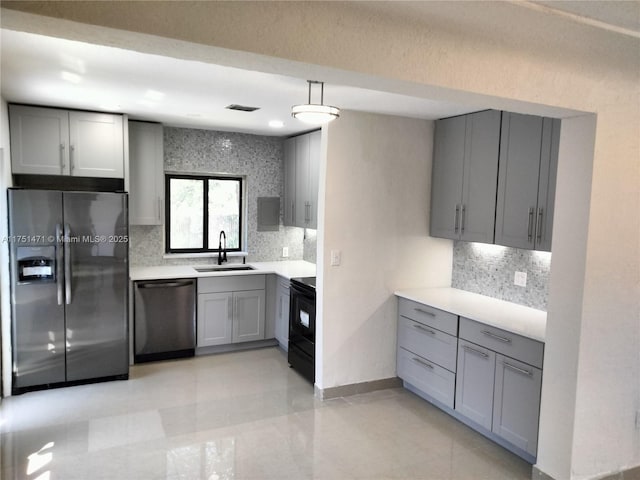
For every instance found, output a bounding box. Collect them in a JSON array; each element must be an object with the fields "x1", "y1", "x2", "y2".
[{"x1": 289, "y1": 283, "x2": 315, "y2": 355}]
